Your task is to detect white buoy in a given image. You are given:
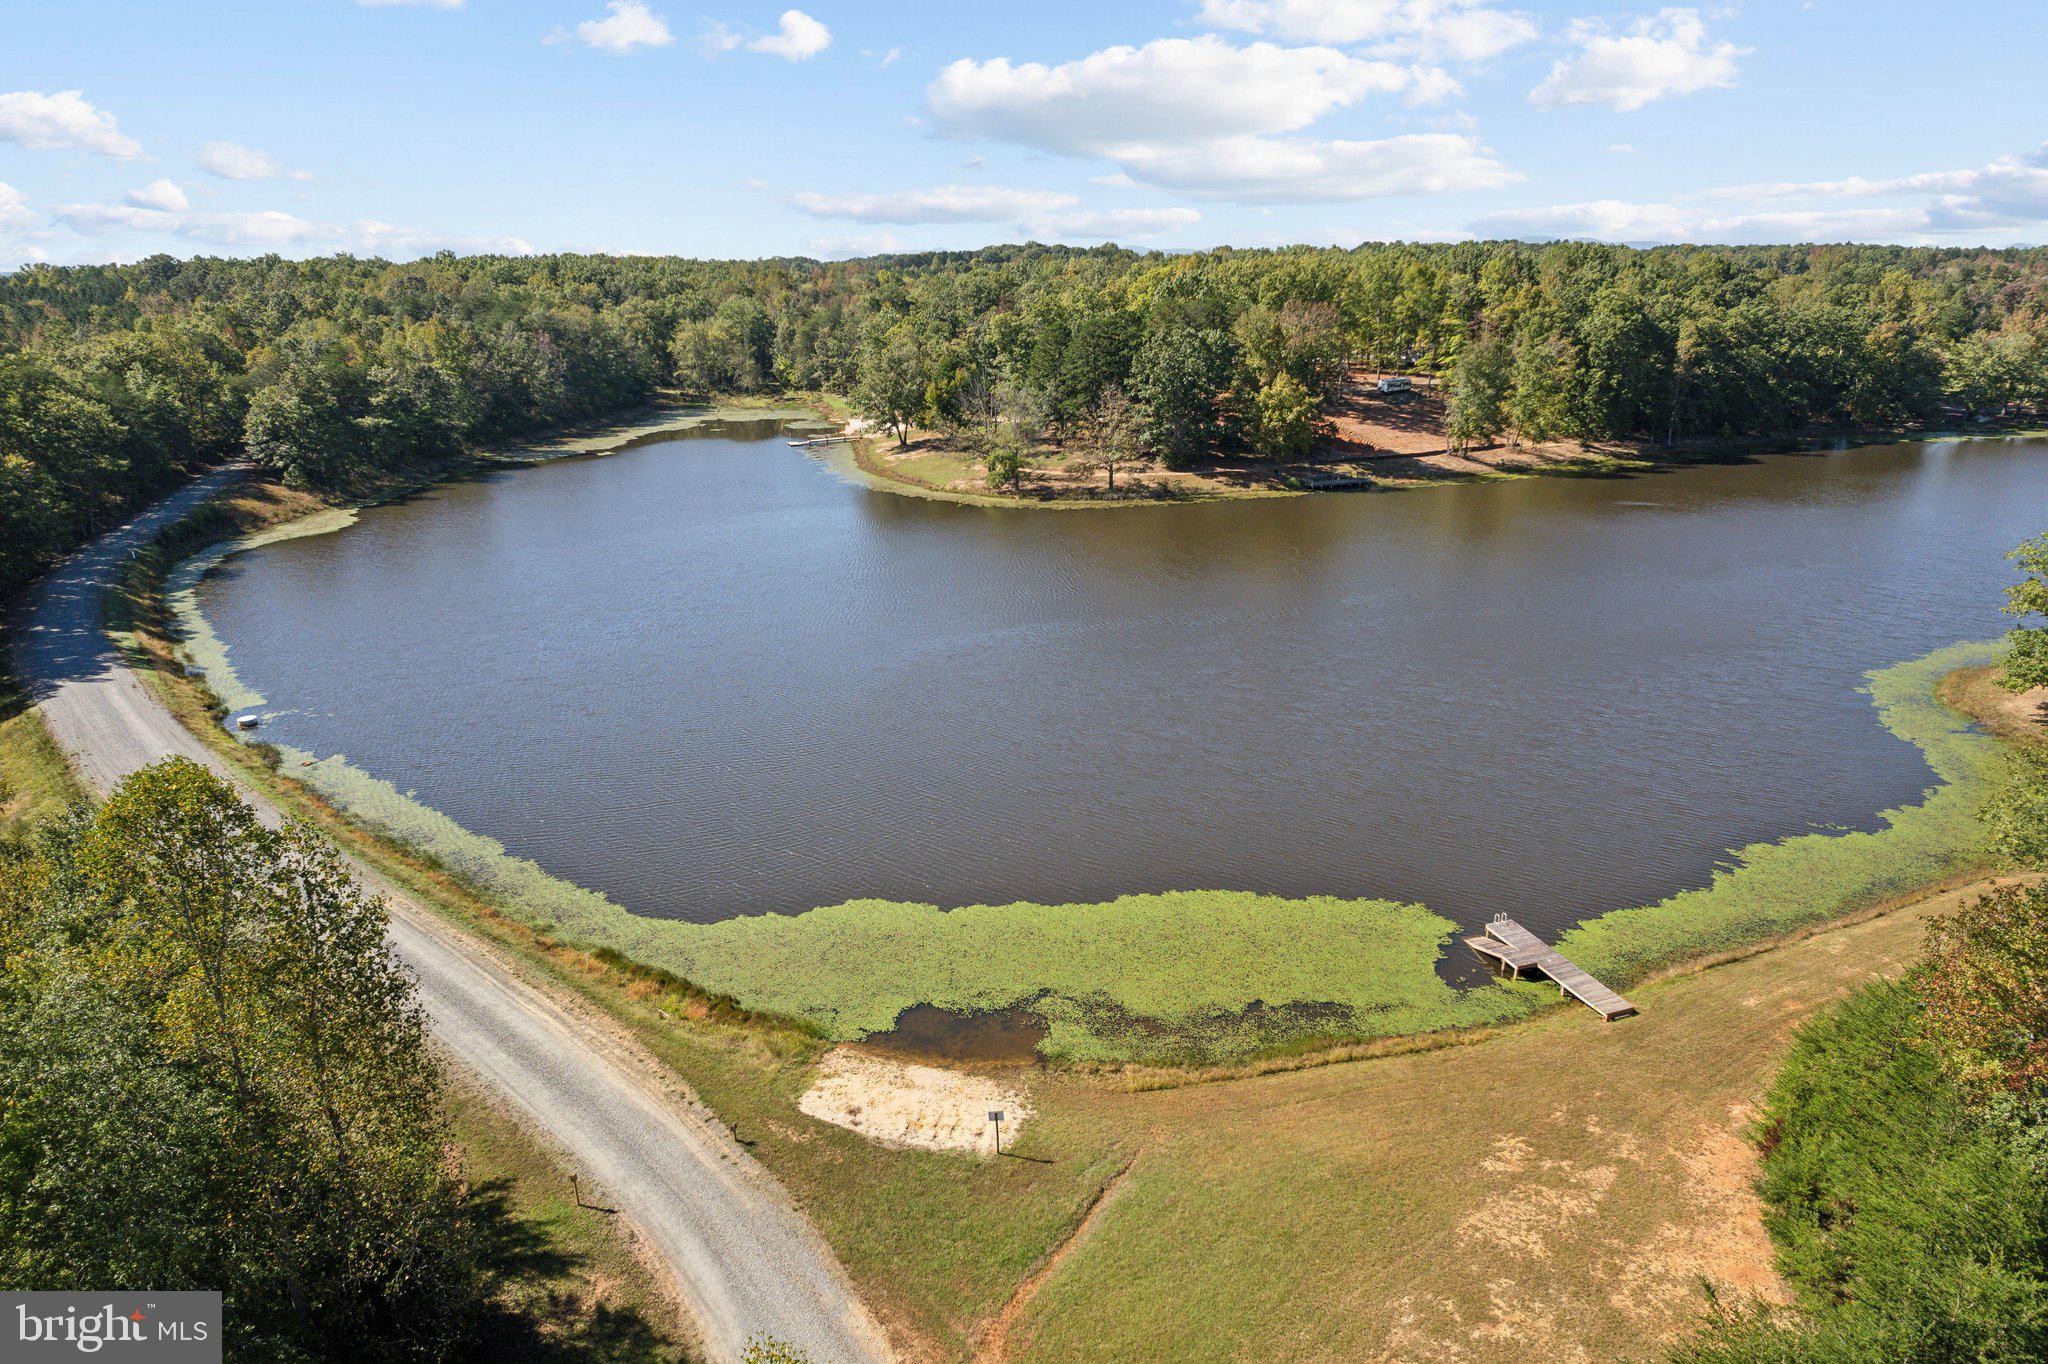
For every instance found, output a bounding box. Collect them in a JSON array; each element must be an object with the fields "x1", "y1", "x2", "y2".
[{"x1": 234, "y1": 714, "x2": 259, "y2": 730}]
